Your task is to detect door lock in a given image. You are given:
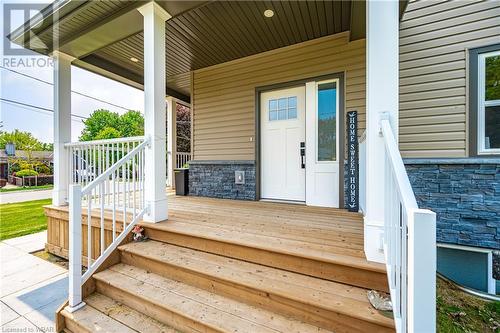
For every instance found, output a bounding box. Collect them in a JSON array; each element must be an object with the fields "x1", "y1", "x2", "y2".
[{"x1": 300, "y1": 142, "x2": 305, "y2": 169}]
